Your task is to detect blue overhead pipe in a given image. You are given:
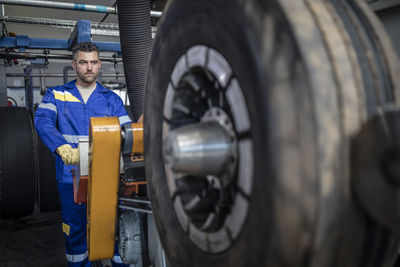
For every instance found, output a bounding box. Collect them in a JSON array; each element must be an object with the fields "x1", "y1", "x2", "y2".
[
  {"x1": 0, "y1": 0, "x2": 162, "y2": 17},
  {"x1": 0, "y1": 0, "x2": 115, "y2": 14}
]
